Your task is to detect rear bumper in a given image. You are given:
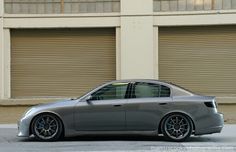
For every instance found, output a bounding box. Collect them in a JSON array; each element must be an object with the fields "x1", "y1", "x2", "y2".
[{"x1": 195, "y1": 112, "x2": 224, "y2": 135}]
